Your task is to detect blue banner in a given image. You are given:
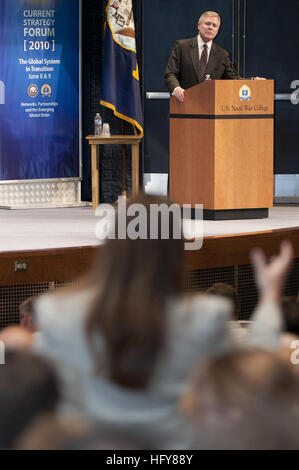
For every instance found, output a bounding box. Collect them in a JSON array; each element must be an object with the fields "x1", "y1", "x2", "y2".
[
  {"x1": 100, "y1": 0, "x2": 143, "y2": 136},
  {"x1": 0, "y1": 0, "x2": 80, "y2": 180}
]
